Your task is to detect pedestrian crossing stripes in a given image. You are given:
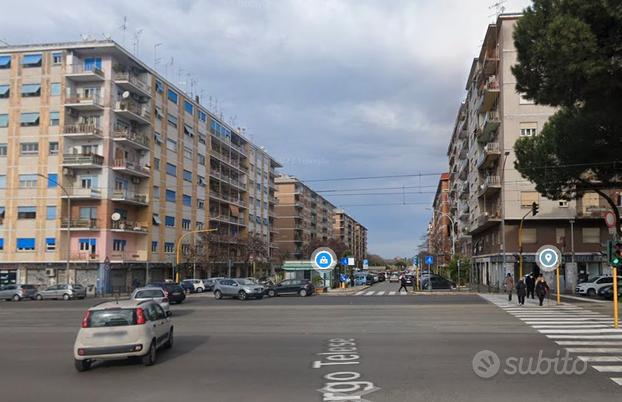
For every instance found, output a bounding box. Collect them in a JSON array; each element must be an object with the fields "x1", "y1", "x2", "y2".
[
  {"x1": 481, "y1": 293, "x2": 622, "y2": 388},
  {"x1": 352, "y1": 290, "x2": 408, "y2": 296}
]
